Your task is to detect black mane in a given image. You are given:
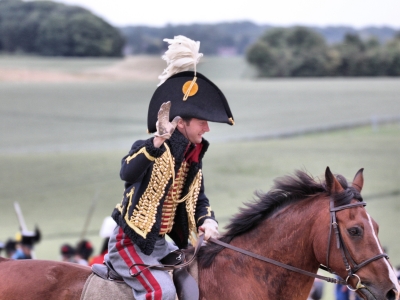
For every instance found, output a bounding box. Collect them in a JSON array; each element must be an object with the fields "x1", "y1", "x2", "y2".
[{"x1": 198, "y1": 170, "x2": 362, "y2": 268}]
